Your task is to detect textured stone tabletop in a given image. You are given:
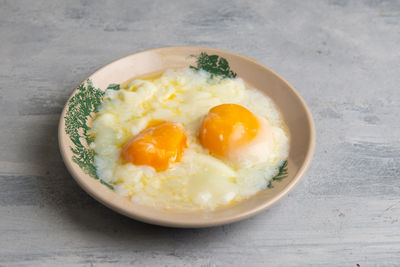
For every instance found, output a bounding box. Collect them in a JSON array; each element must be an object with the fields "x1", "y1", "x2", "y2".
[{"x1": 1, "y1": 0, "x2": 399, "y2": 266}]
